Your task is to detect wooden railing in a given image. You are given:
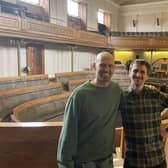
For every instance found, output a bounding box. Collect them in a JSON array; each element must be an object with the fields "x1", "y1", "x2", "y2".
[
  {"x1": 0, "y1": 13, "x2": 108, "y2": 48},
  {"x1": 109, "y1": 36, "x2": 168, "y2": 49}
]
